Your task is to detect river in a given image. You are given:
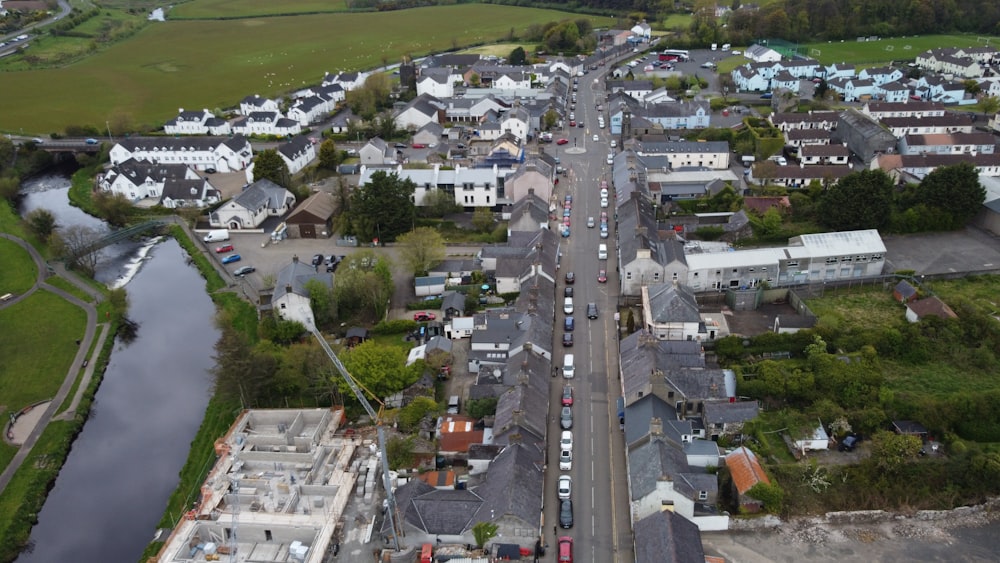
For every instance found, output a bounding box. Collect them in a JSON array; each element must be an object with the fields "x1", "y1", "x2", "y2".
[{"x1": 15, "y1": 173, "x2": 217, "y2": 563}]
